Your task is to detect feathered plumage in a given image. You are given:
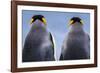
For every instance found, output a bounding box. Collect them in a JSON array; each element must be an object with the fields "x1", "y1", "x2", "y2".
[
  {"x1": 60, "y1": 17, "x2": 90, "y2": 60},
  {"x1": 22, "y1": 15, "x2": 55, "y2": 62}
]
